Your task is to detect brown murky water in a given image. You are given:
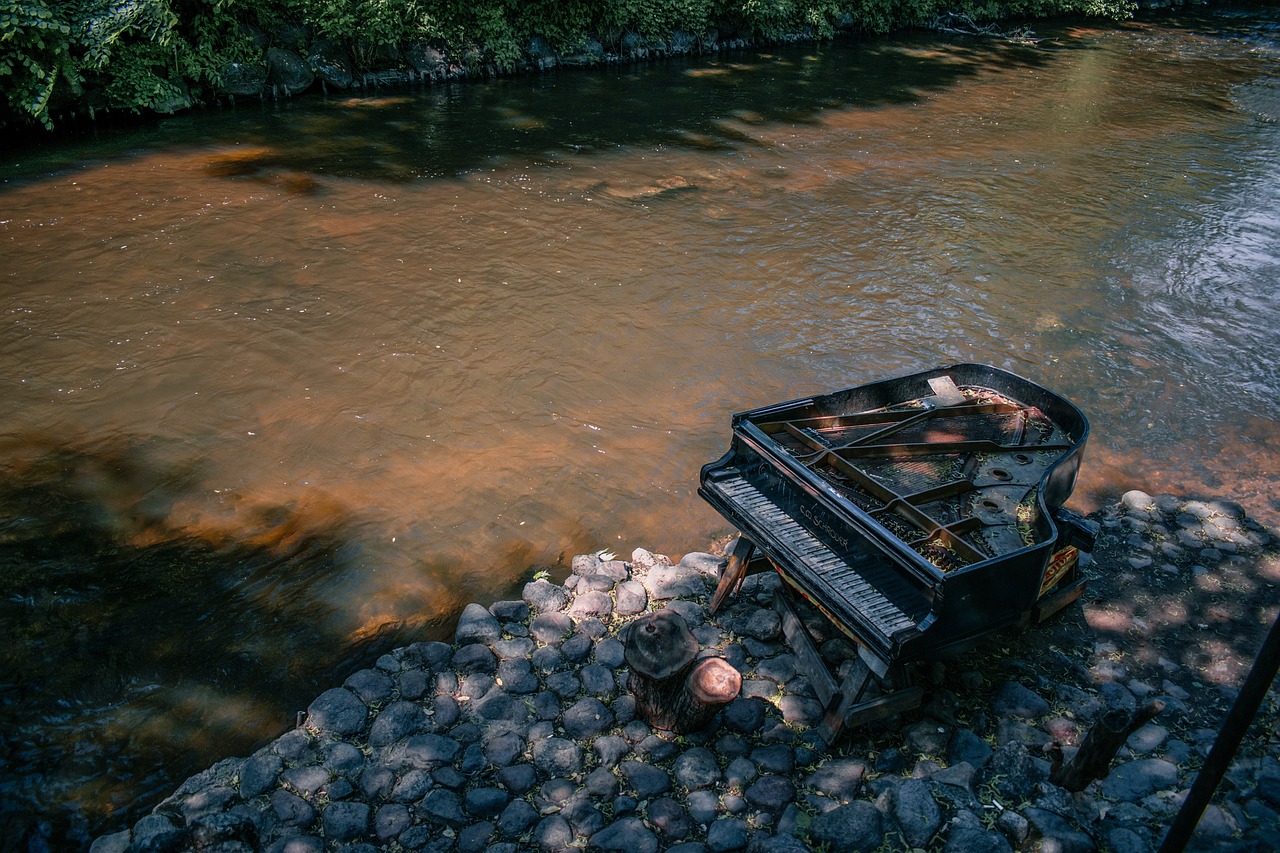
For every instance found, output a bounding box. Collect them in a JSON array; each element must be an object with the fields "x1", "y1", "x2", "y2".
[{"x1": 2, "y1": 8, "x2": 1279, "y2": 847}]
